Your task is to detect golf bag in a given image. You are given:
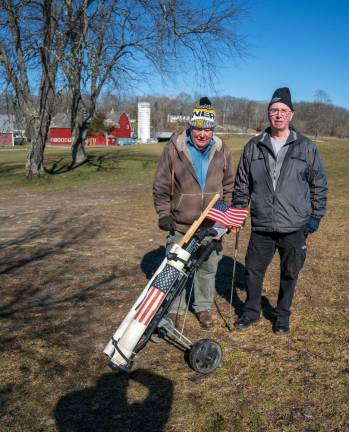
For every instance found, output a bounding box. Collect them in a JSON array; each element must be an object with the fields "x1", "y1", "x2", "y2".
[{"x1": 104, "y1": 195, "x2": 229, "y2": 374}]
